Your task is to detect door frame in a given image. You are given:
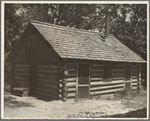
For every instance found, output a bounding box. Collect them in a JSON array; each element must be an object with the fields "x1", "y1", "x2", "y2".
[
  {"x1": 76, "y1": 62, "x2": 91, "y2": 100},
  {"x1": 124, "y1": 64, "x2": 132, "y2": 91}
]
